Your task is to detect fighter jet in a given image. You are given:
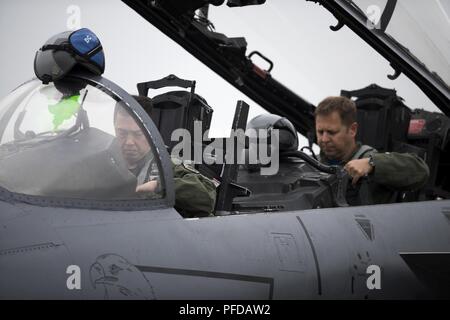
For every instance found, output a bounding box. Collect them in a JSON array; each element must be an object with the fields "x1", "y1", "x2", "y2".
[{"x1": 0, "y1": 0, "x2": 449, "y2": 299}]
